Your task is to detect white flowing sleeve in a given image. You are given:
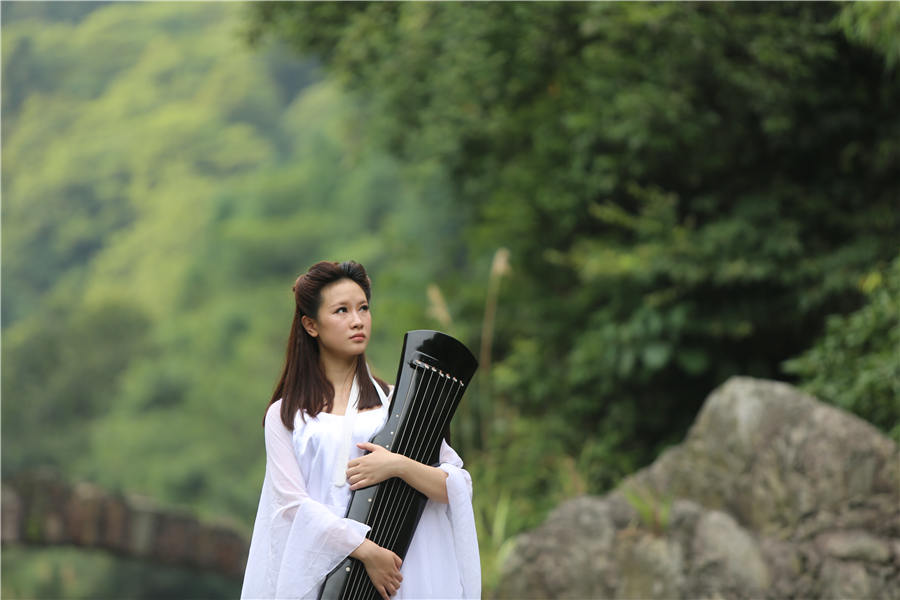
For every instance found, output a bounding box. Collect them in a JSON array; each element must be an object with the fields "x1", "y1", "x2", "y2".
[
  {"x1": 437, "y1": 440, "x2": 482, "y2": 600},
  {"x1": 241, "y1": 402, "x2": 371, "y2": 600}
]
